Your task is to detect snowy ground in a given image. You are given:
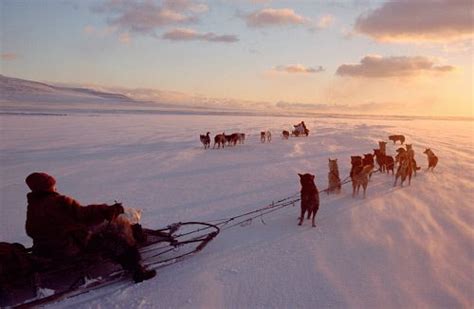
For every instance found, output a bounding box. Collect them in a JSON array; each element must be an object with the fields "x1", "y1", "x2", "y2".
[{"x1": 1, "y1": 111, "x2": 473, "y2": 308}]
